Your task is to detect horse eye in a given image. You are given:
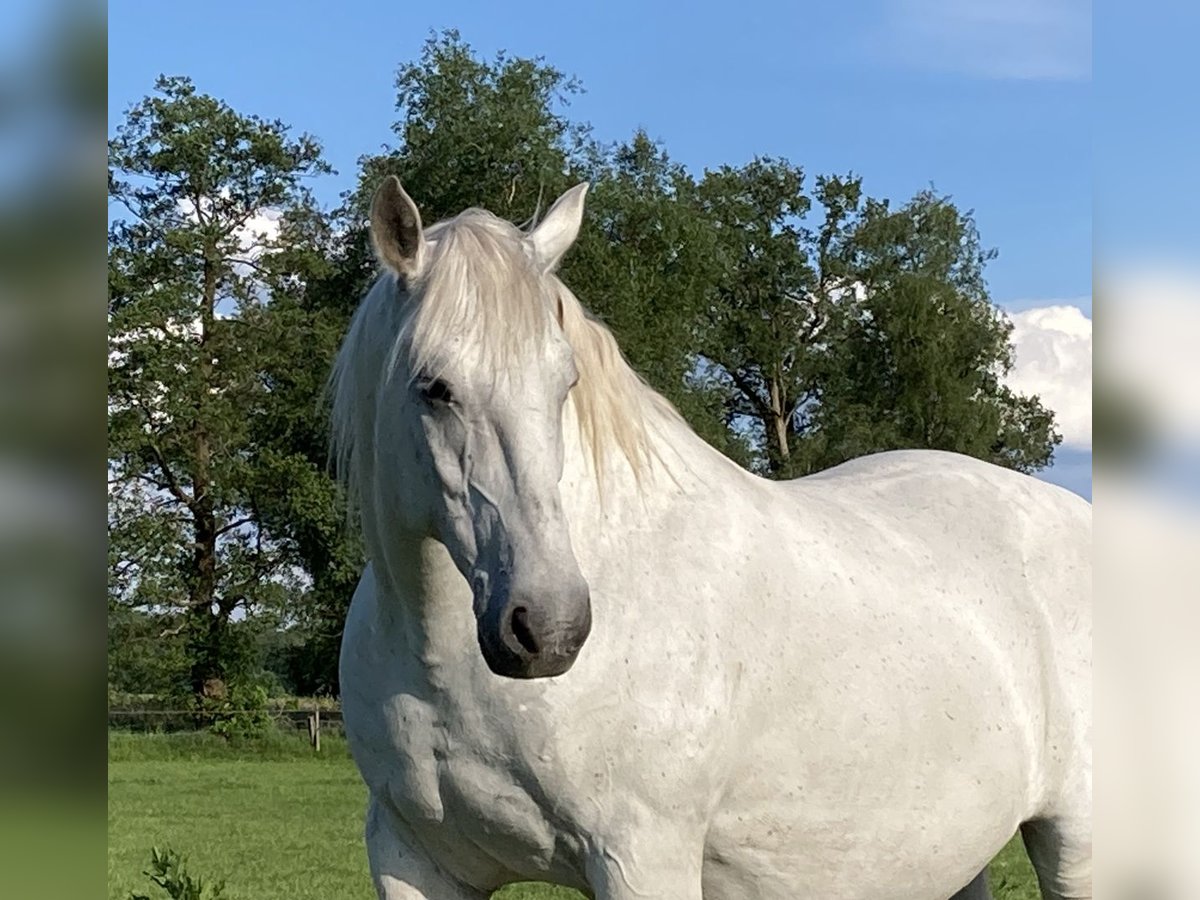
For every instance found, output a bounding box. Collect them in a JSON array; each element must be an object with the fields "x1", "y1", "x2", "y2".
[{"x1": 420, "y1": 379, "x2": 453, "y2": 404}]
